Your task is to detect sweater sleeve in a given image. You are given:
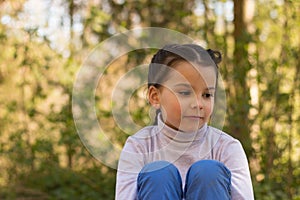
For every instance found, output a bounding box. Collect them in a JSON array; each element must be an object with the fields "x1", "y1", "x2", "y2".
[
  {"x1": 219, "y1": 138, "x2": 254, "y2": 200},
  {"x1": 115, "y1": 137, "x2": 145, "y2": 200}
]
